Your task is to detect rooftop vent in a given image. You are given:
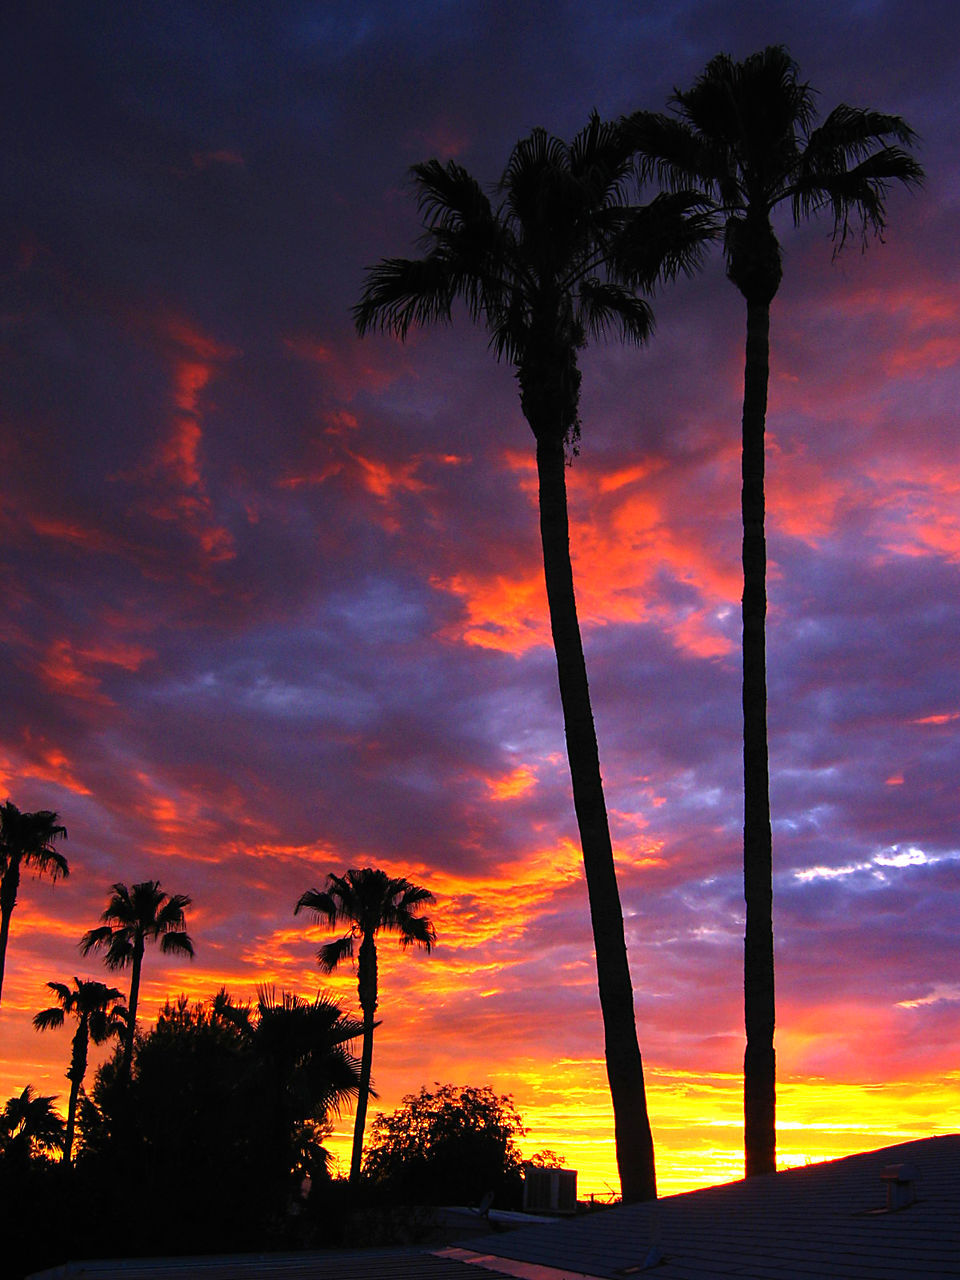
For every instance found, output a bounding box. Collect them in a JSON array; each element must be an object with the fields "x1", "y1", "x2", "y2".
[
  {"x1": 881, "y1": 1162, "x2": 920, "y2": 1210},
  {"x1": 523, "y1": 1164, "x2": 578, "y2": 1215}
]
